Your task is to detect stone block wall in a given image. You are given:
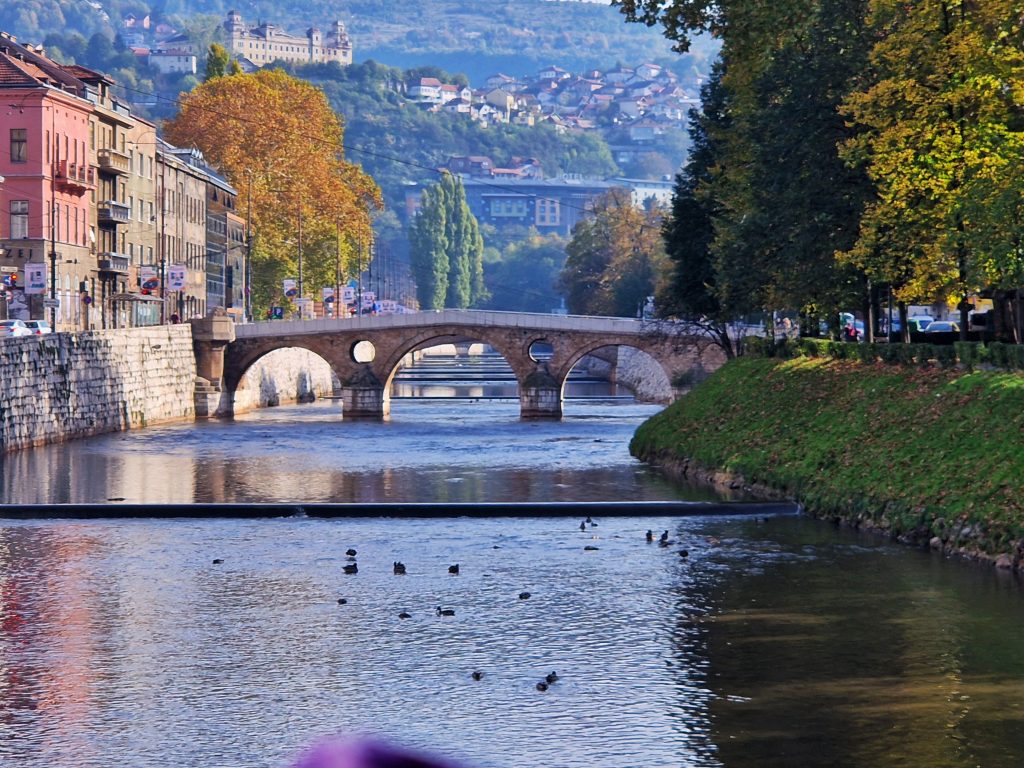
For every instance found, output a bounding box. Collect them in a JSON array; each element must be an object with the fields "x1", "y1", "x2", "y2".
[
  {"x1": 232, "y1": 348, "x2": 339, "y2": 412},
  {"x1": 0, "y1": 326, "x2": 196, "y2": 453}
]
